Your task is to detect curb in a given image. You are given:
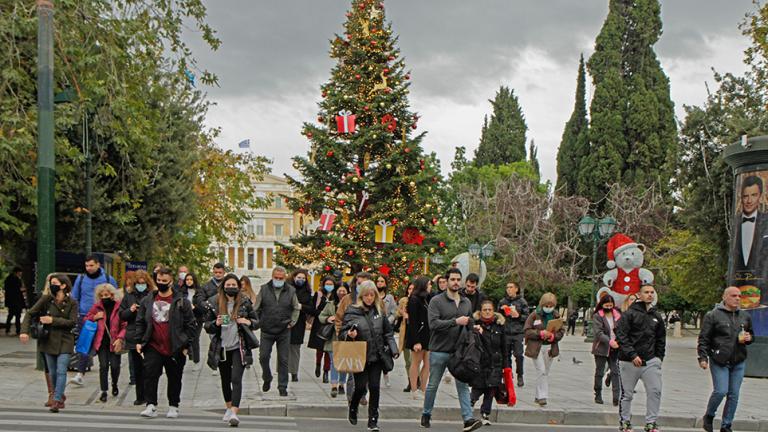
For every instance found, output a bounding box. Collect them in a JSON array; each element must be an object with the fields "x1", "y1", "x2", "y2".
[{"x1": 212, "y1": 404, "x2": 767, "y2": 430}]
